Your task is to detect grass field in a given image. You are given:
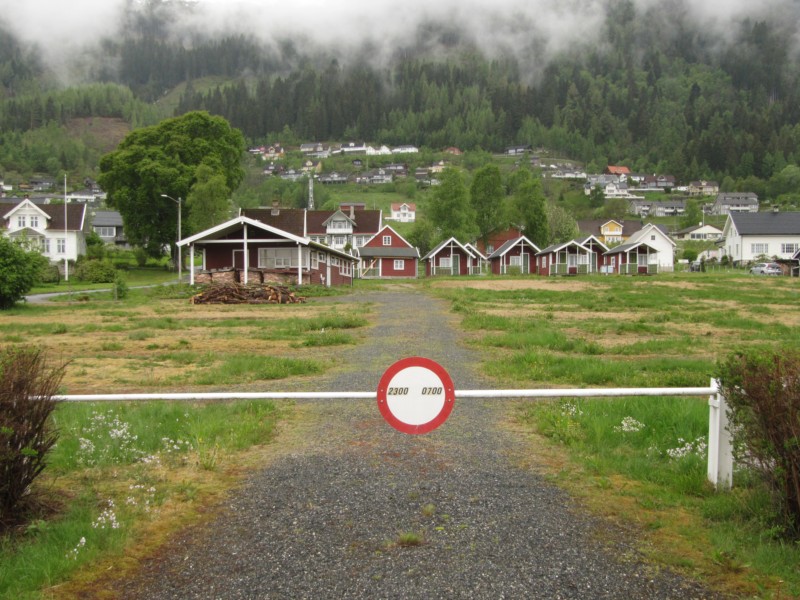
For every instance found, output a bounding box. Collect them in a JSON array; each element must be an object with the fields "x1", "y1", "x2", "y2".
[
  {"x1": 430, "y1": 272, "x2": 800, "y2": 597},
  {"x1": 1, "y1": 272, "x2": 799, "y2": 598}
]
